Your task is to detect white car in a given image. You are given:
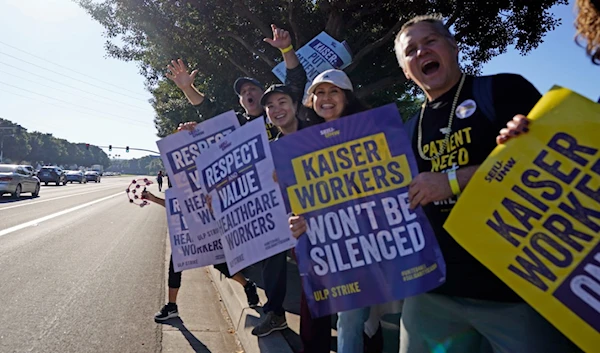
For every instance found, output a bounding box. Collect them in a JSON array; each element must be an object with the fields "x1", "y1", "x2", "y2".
[{"x1": 0, "y1": 164, "x2": 41, "y2": 198}]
